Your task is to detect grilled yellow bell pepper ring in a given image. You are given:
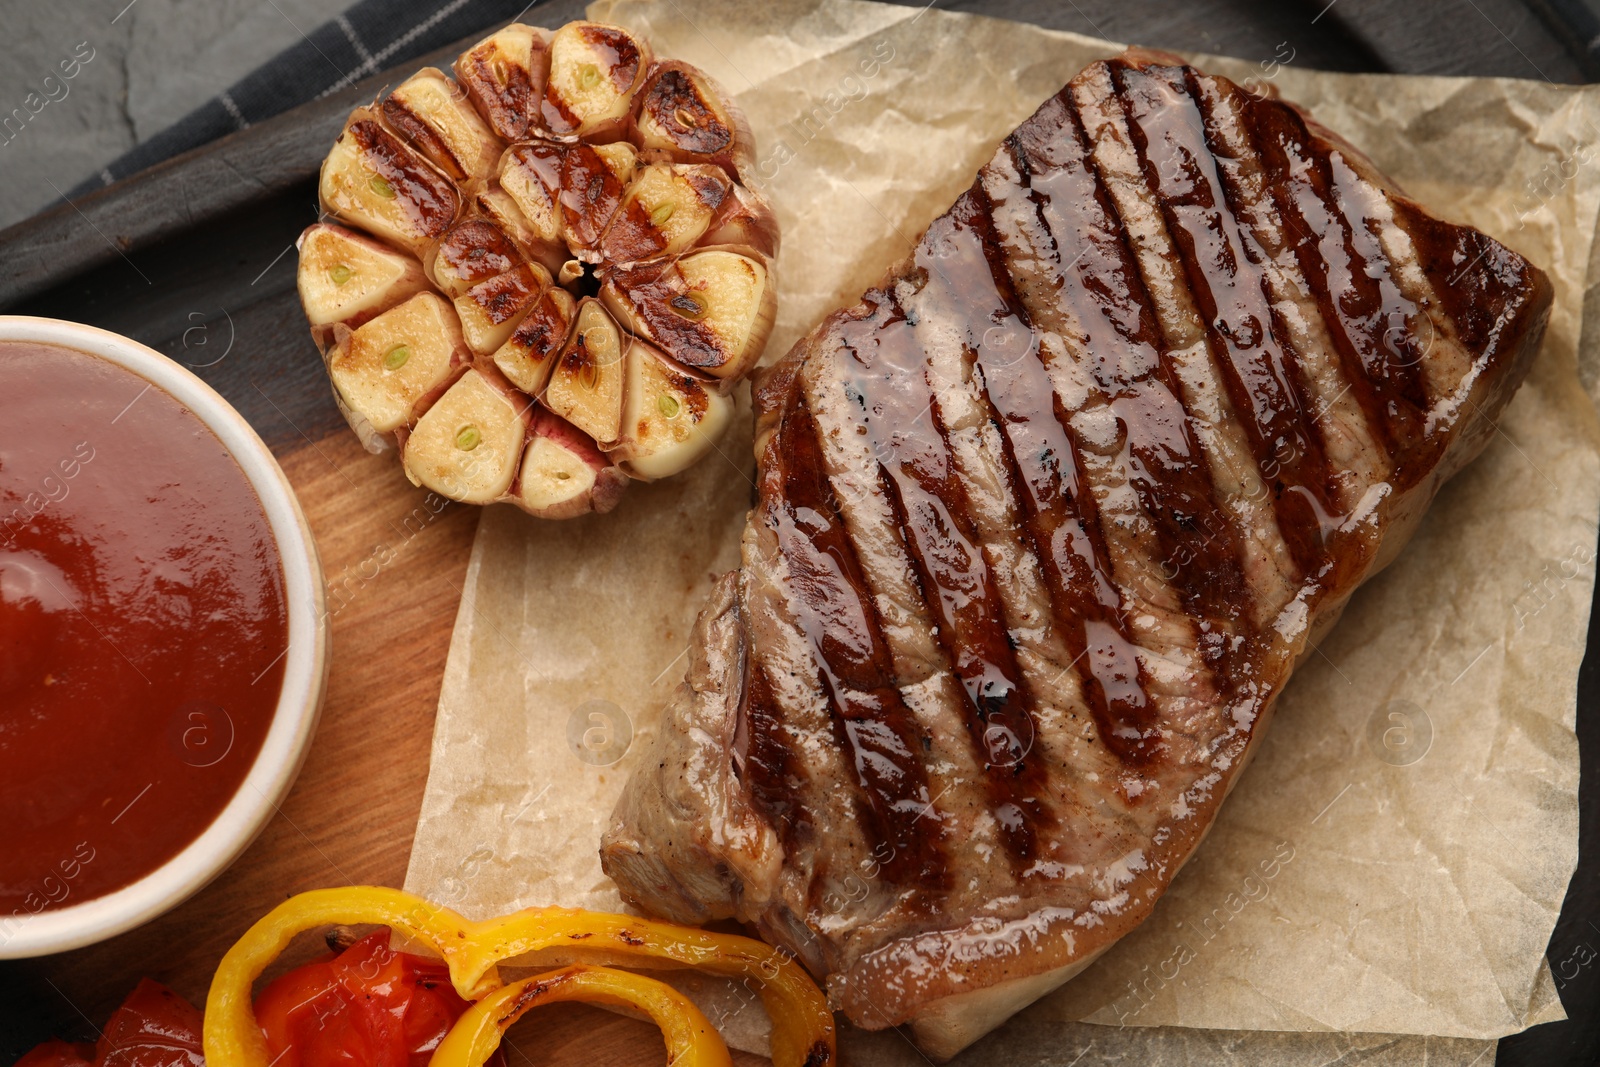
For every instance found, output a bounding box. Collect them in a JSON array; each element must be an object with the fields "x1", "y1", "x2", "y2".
[
  {"x1": 203, "y1": 886, "x2": 498, "y2": 1066},
  {"x1": 202, "y1": 886, "x2": 837, "y2": 1067},
  {"x1": 430, "y1": 965, "x2": 731, "y2": 1067},
  {"x1": 458, "y1": 907, "x2": 837, "y2": 1067}
]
